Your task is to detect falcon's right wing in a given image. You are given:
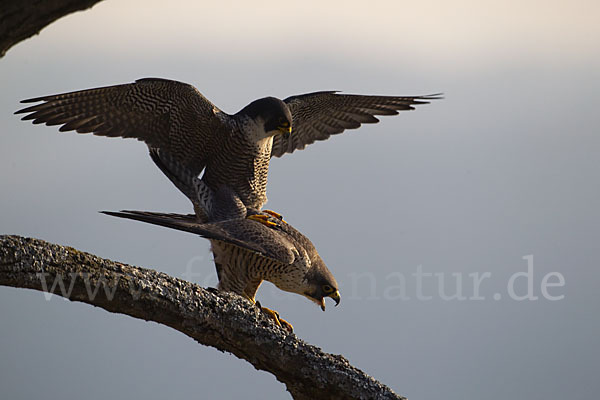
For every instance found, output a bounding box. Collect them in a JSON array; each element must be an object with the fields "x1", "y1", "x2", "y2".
[{"x1": 16, "y1": 78, "x2": 224, "y2": 175}]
